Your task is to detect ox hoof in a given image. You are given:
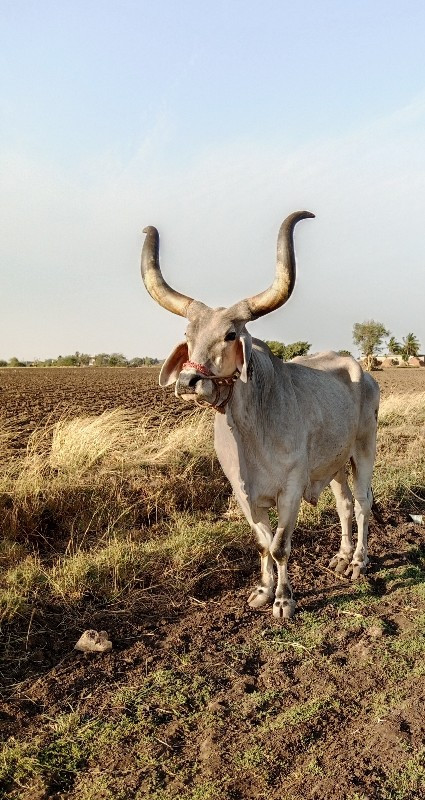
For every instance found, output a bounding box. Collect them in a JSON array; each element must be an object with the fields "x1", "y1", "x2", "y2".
[
  {"x1": 248, "y1": 586, "x2": 274, "y2": 609},
  {"x1": 344, "y1": 561, "x2": 368, "y2": 581},
  {"x1": 272, "y1": 599, "x2": 295, "y2": 620},
  {"x1": 329, "y1": 555, "x2": 351, "y2": 575}
]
